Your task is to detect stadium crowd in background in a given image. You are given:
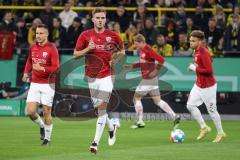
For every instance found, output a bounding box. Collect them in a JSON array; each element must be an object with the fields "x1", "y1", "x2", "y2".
[{"x1": 0, "y1": 0, "x2": 240, "y2": 57}]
